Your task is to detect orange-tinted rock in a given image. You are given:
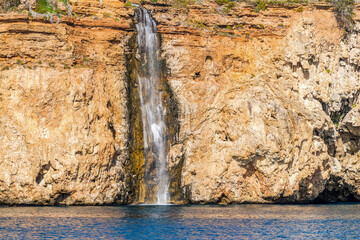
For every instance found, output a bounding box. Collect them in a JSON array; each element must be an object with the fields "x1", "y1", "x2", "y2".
[{"x1": 0, "y1": 0, "x2": 359, "y2": 204}]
